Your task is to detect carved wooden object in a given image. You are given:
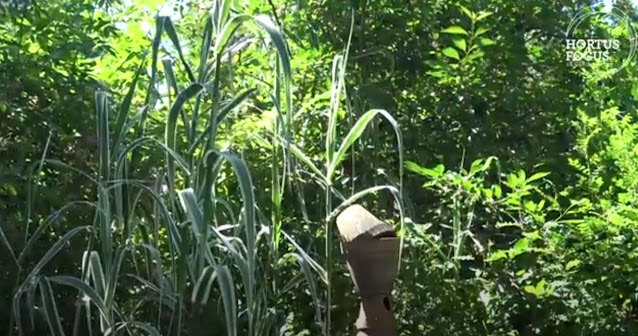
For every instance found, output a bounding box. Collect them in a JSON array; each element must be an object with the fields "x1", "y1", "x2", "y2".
[{"x1": 336, "y1": 204, "x2": 400, "y2": 336}]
